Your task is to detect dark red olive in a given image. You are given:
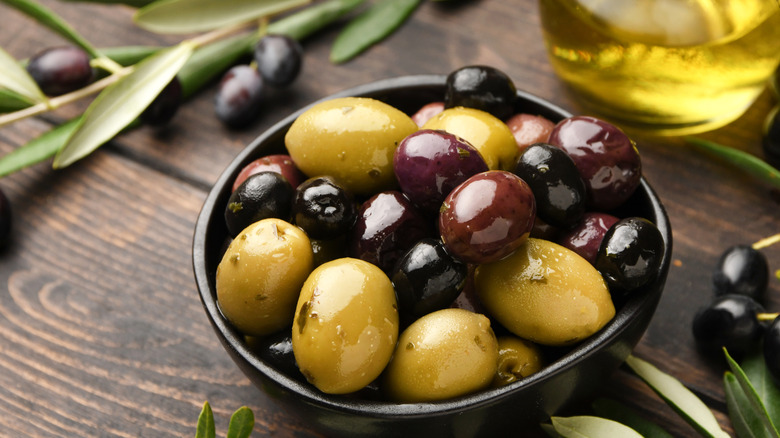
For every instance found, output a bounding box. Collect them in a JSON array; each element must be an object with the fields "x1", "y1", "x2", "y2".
[
  {"x1": 439, "y1": 170, "x2": 536, "y2": 264},
  {"x1": 254, "y1": 34, "x2": 303, "y2": 88},
  {"x1": 595, "y1": 217, "x2": 665, "y2": 293},
  {"x1": 557, "y1": 212, "x2": 619, "y2": 265},
  {"x1": 0, "y1": 187, "x2": 11, "y2": 245},
  {"x1": 713, "y1": 245, "x2": 769, "y2": 302},
  {"x1": 26, "y1": 46, "x2": 93, "y2": 96},
  {"x1": 692, "y1": 294, "x2": 765, "y2": 360},
  {"x1": 505, "y1": 113, "x2": 555, "y2": 153},
  {"x1": 215, "y1": 65, "x2": 265, "y2": 128},
  {"x1": 140, "y1": 77, "x2": 182, "y2": 126},
  {"x1": 411, "y1": 102, "x2": 444, "y2": 127},
  {"x1": 391, "y1": 238, "x2": 468, "y2": 326},
  {"x1": 224, "y1": 172, "x2": 293, "y2": 237},
  {"x1": 348, "y1": 191, "x2": 432, "y2": 273},
  {"x1": 292, "y1": 176, "x2": 357, "y2": 240},
  {"x1": 444, "y1": 65, "x2": 517, "y2": 120},
  {"x1": 232, "y1": 154, "x2": 306, "y2": 192},
  {"x1": 547, "y1": 116, "x2": 641, "y2": 211},
  {"x1": 513, "y1": 142, "x2": 586, "y2": 228},
  {"x1": 763, "y1": 316, "x2": 780, "y2": 385}
]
